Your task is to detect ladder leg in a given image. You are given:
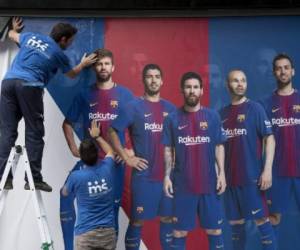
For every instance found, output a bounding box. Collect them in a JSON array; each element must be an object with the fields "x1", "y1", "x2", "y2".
[
  {"x1": 0, "y1": 146, "x2": 21, "y2": 216},
  {"x1": 22, "y1": 147, "x2": 54, "y2": 250}
]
